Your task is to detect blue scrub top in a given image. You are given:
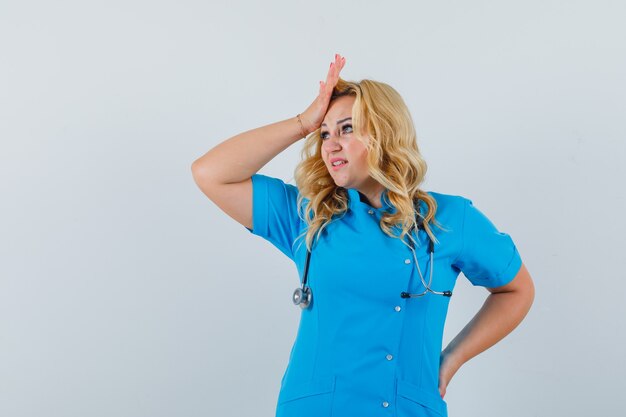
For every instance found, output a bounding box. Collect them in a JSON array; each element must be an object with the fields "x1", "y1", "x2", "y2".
[{"x1": 245, "y1": 173, "x2": 523, "y2": 417}]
